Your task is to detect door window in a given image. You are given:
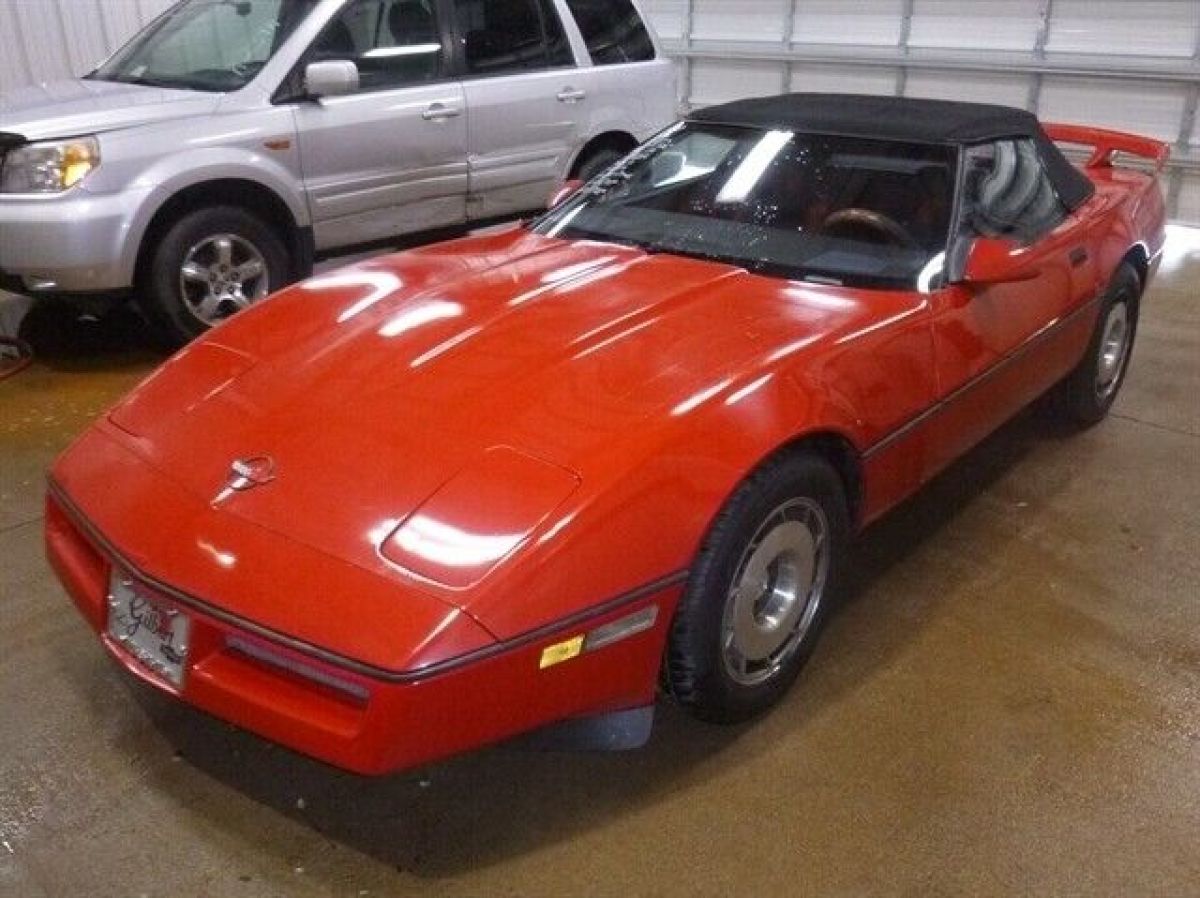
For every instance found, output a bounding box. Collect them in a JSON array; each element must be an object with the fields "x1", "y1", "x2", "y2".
[
  {"x1": 452, "y1": 0, "x2": 569, "y2": 76},
  {"x1": 563, "y1": 0, "x2": 655, "y2": 64},
  {"x1": 961, "y1": 139, "x2": 1067, "y2": 244},
  {"x1": 311, "y1": 0, "x2": 444, "y2": 91}
]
